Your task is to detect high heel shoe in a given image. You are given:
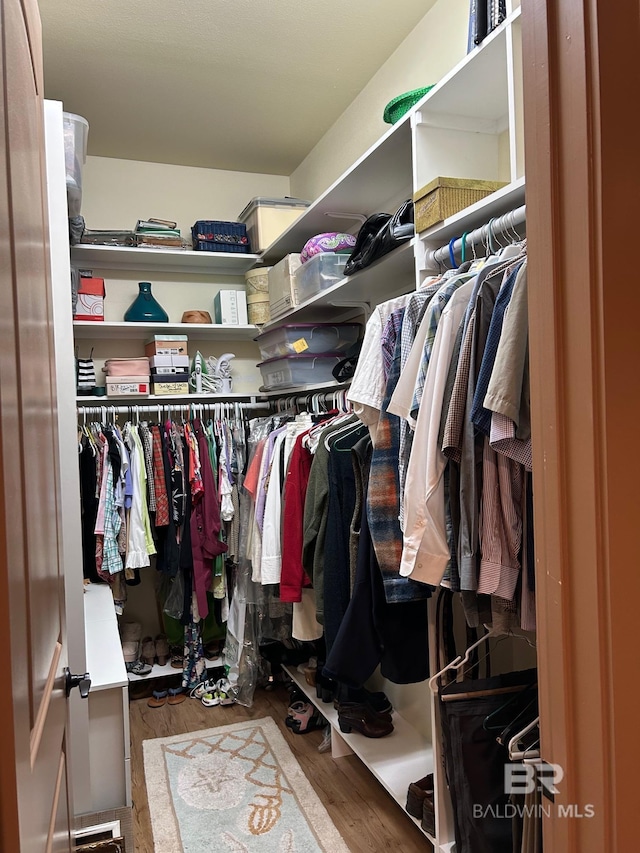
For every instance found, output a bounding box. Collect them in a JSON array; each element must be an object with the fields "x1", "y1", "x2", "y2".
[{"x1": 141, "y1": 636, "x2": 156, "y2": 666}]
